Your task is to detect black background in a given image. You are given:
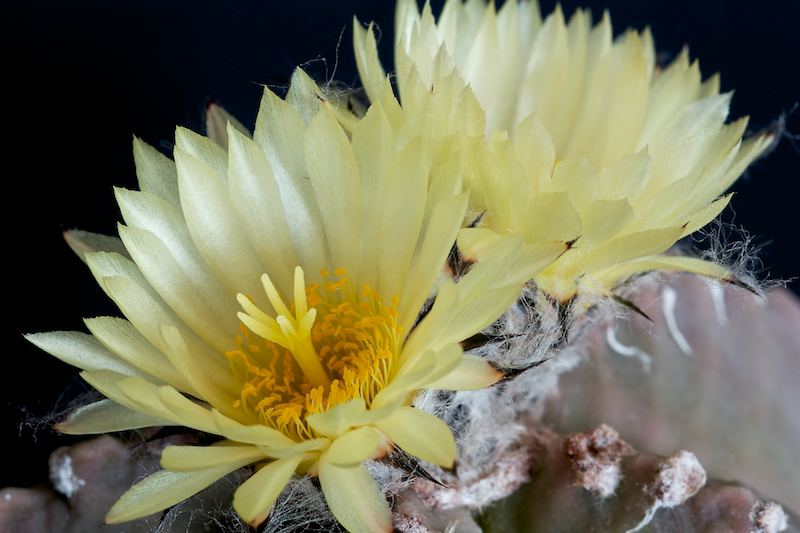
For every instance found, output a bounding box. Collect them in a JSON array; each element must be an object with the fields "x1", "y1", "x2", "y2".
[{"x1": 5, "y1": 1, "x2": 799, "y2": 490}]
